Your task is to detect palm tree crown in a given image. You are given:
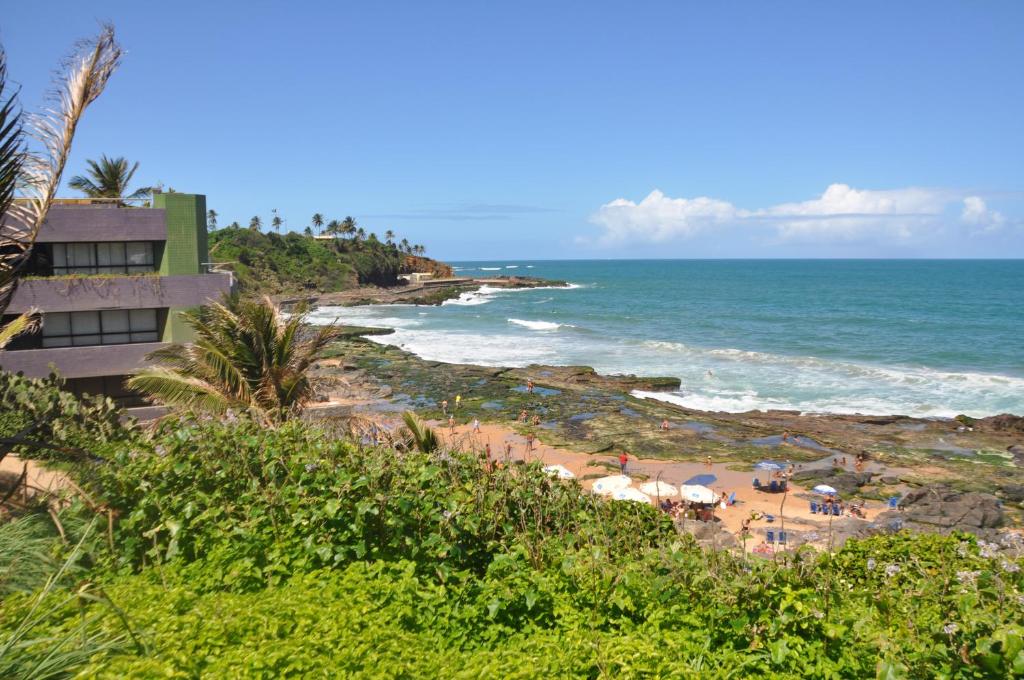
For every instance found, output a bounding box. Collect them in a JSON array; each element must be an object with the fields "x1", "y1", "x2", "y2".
[
  {"x1": 128, "y1": 295, "x2": 342, "y2": 424},
  {"x1": 341, "y1": 216, "x2": 357, "y2": 237},
  {"x1": 249, "y1": 216, "x2": 261, "y2": 231},
  {"x1": 67, "y1": 155, "x2": 150, "y2": 200},
  {"x1": 311, "y1": 213, "x2": 324, "y2": 235}
]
